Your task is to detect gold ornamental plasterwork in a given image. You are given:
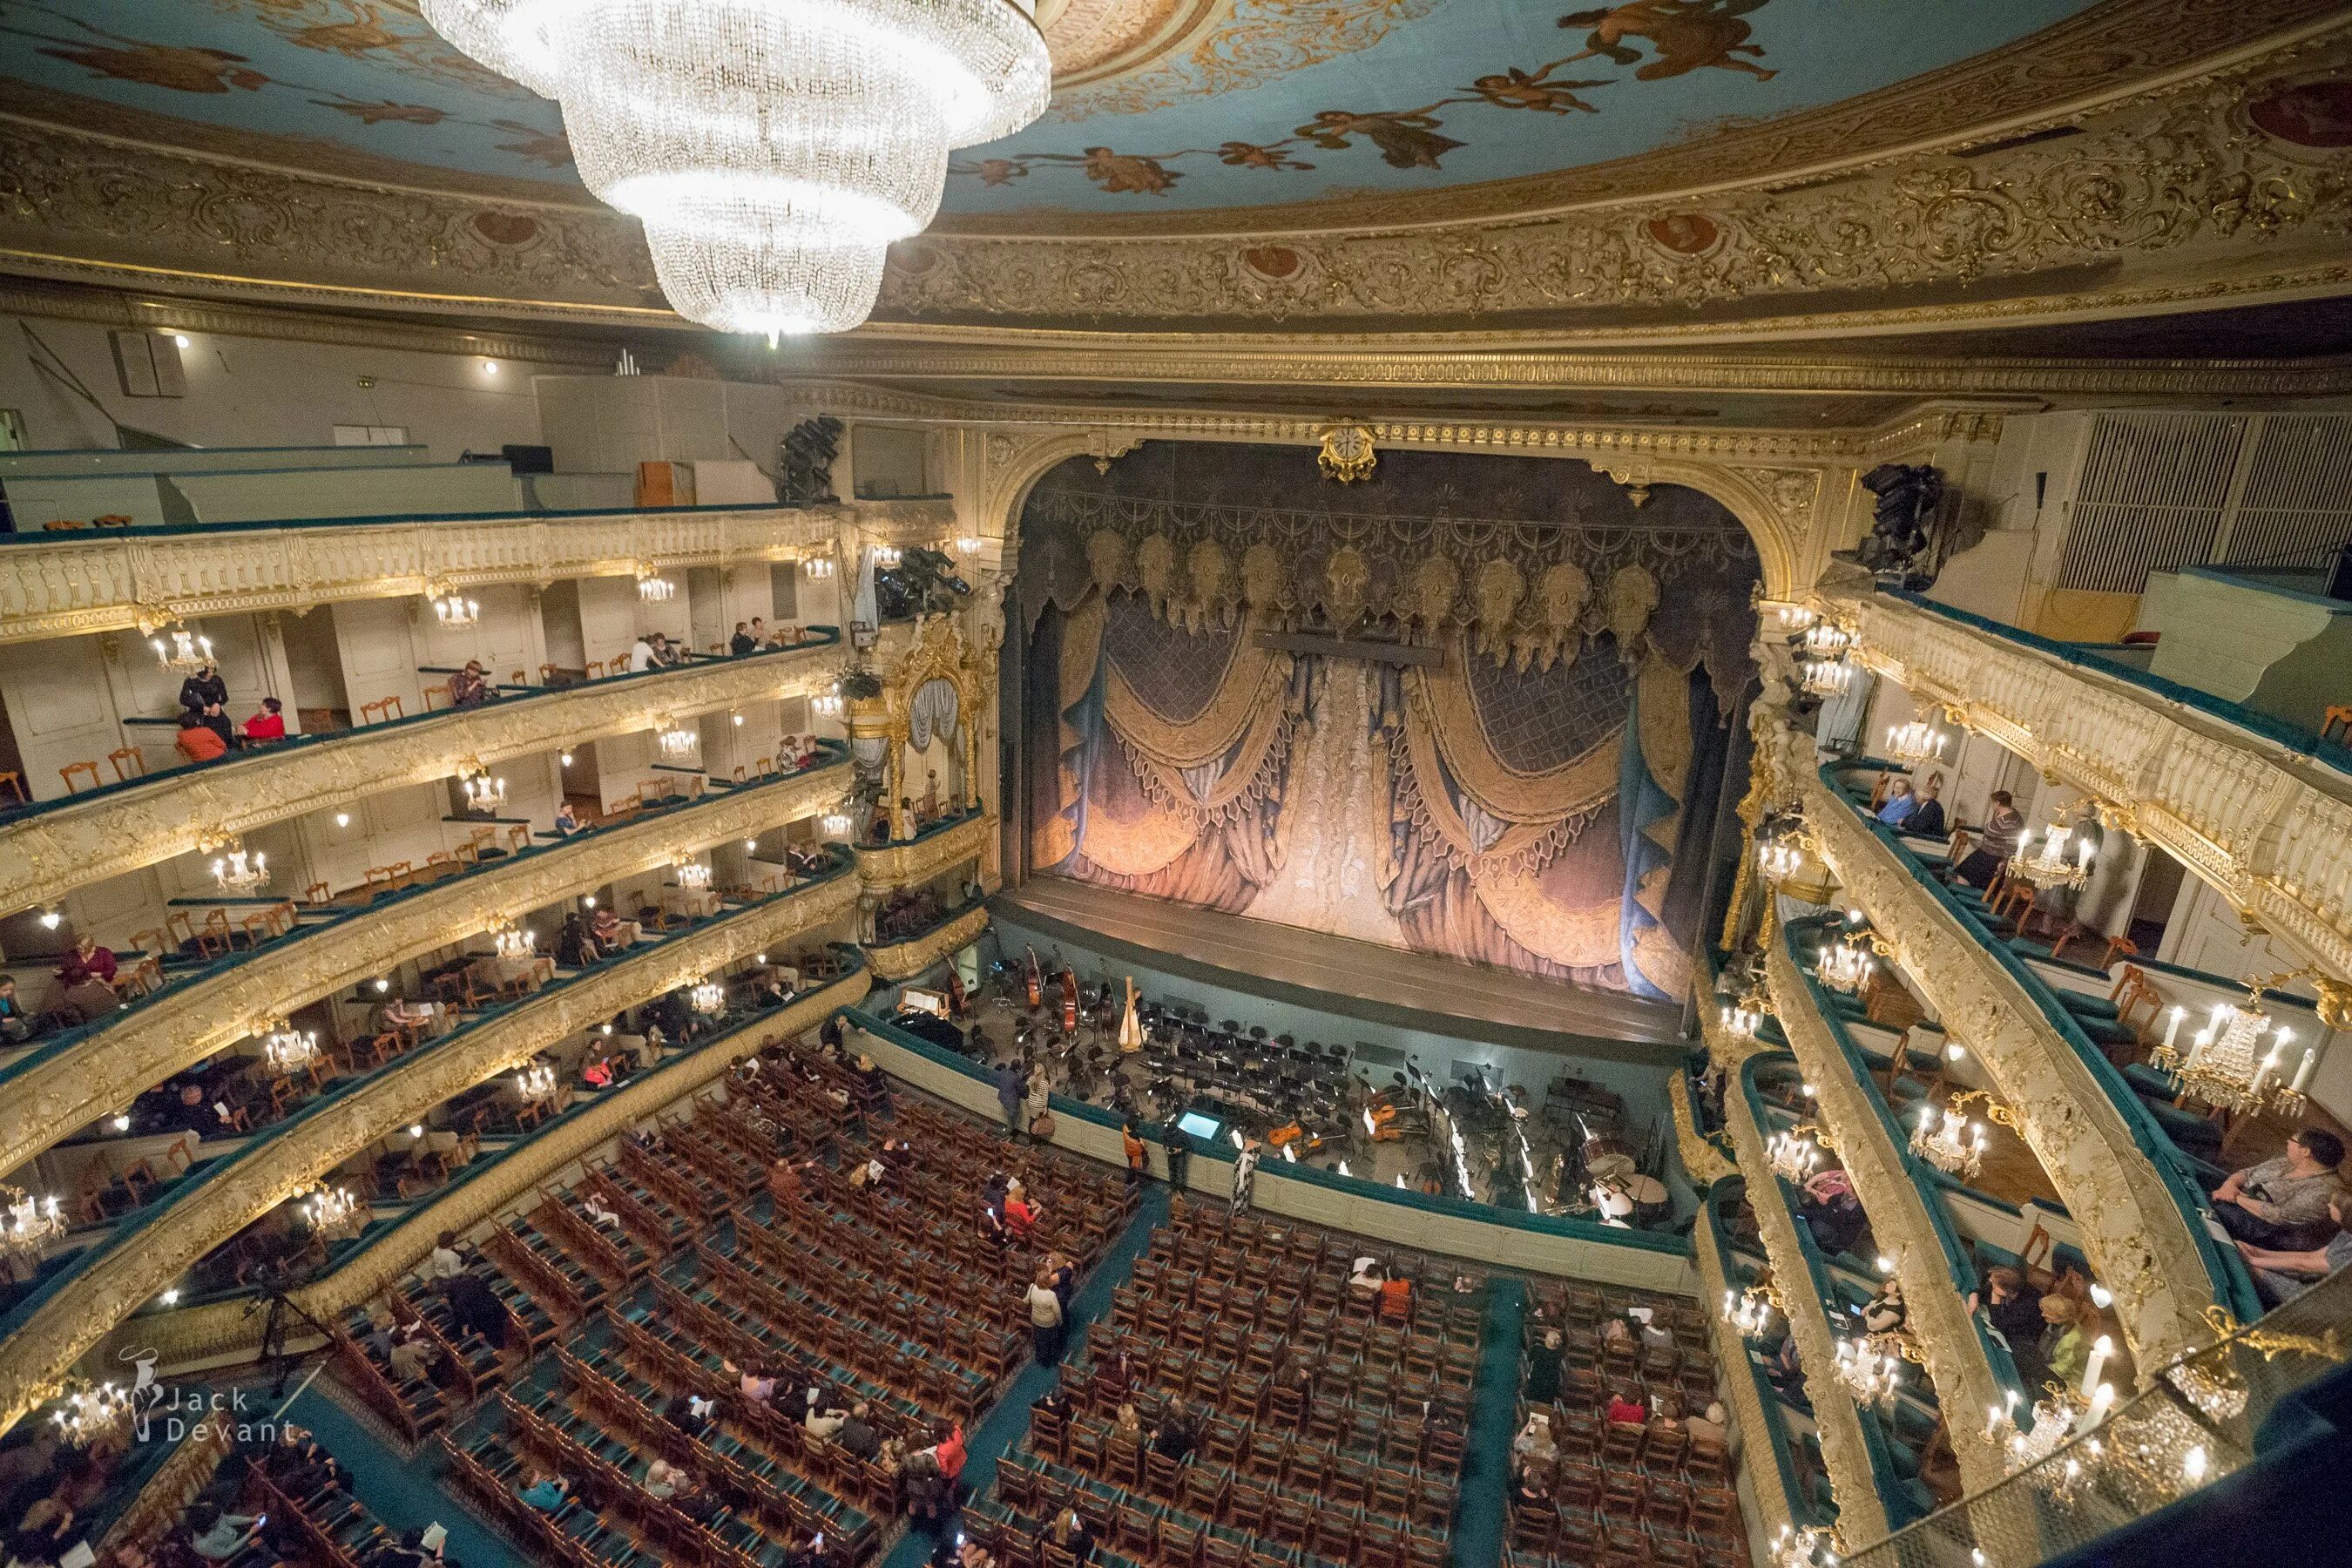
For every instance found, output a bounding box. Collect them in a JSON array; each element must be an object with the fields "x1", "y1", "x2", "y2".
[
  {"x1": 0, "y1": 507, "x2": 845, "y2": 647},
  {"x1": 103, "y1": 966, "x2": 874, "y2": 1391},
  {"x1": 1690, "y1": 1197, "x2": 1796, "y2": 1544},
  {"x1": 1718, "y1": 1074, "x2": 1893, "y2": 1546},
  {"x1": 1751, "y1": 964, "x2": 2014, "y2": 1499},
  {"x1": 1045, "y1": 0, "x2": 1429, "y2": 118},
  {"x1": 0, "y1": 642, "x2": 843, "y2": 918},
  {"x1": 1772, "y1": 713, "x2": 2226, "y2": 1375},
  {"x1": 0, "y1": 875, "x2": 860, "y2": 1440},
  {"x1": 866, "y1": 905, "x2": 993, "y2": 982},
  {"x1": 1847, "y1": 591, "x2": 2352, "y2": 990},
  {"x1": 0, "y1": 760, "x2": 852, "y2": 1182},
  {"x1": 3, "y1": 18, "x2": 2350, "y2": 340},
  {"x1": 855, "y1": 814, "x2": 996, "y2": 893},
  {"x1": 1666, "y1": 1071, "x2": 1734, "y2": 1191}
]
